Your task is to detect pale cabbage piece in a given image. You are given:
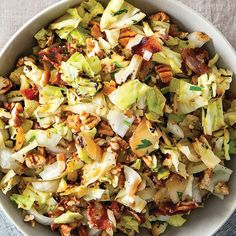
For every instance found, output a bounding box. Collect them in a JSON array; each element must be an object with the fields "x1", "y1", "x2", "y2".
[
  {"x1": 182, "y1": 175, "x2": 194, "y2": 200},
  {"x1": 10, "y1": 194, "x2": 35, "y2": 210},
  {"x1": 105, "y1": 29, "x2": 120, "y2": 48},
  {"x1": 193, "y1": 137, "x2": 221, "y2": 169},
  {"x1": 117, "y1": 215, "x2": 139, "y2": 234},
  {"x1": 116, "y1": 189, "x2": 147, "y2": 213},
  {"x1": 177, "y1": 139, "x2": 200, "y2": 162},
  {"x1": 100, "y1": 0, "x2": 146, "y2": 31},
  {"x1": 114, "y1": 54, "x2": 143, "y2": 84},
  {"x1": 186, "y1": 32, "x2": 210, "y2": 48},
  {"x1": 107, "y1": 107, "x2": 135, "y2": 137},
  {"x1": 123, "y1": 165, "x2": 142, "y2": 202},
  {"x1": 167, "y1": 121, "x2": 184, "y2": 139},
  {"x1": 34, "y1": 28, "x2": 53, "y2": 48},
  {"x1": 28, "y1": 208, "x2": 55, "y2": 226},
  {"x1": 0, "y1": 170, "x2": 20, "y2": 194},
  {"x1": 168, "y1": 215, "x2": 186, "y2": 227},
  {"x1": 126, "y1": 34, "x2": 144, "y2": 50},
  {"x1": 152, "y1": 47, "x2": 182, "y2": 74},
  {"x1": 55, "y1": 211, "x2": 83, "y2": 224},
  {"x1": 224, "y1": 99, "x2": 236, "y2": 126},
  {"x1": 129, "y1": 119, "x2": 161, "y2": 157},
  {"x1": 143, "y1": 22, "x2": 154, "y2": 36},
  {"x1": 82, "y1": 151, "x2": 116, "y2": 186},
  {"x1": 109, "y1": 80, "x2": 150, "y2": 110},
  {"x1": 202, "y1": 98, "x2": 225, "y2": 135},
  {"x1": 0, "y1": 148, "x2": 22, "y2": 171},
  {"x1": 31, "y1": 180, "x2": 61, "y2": 193},
  {"x1": 161, "y1": 146, "x2": 180, "y2": 172}
]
